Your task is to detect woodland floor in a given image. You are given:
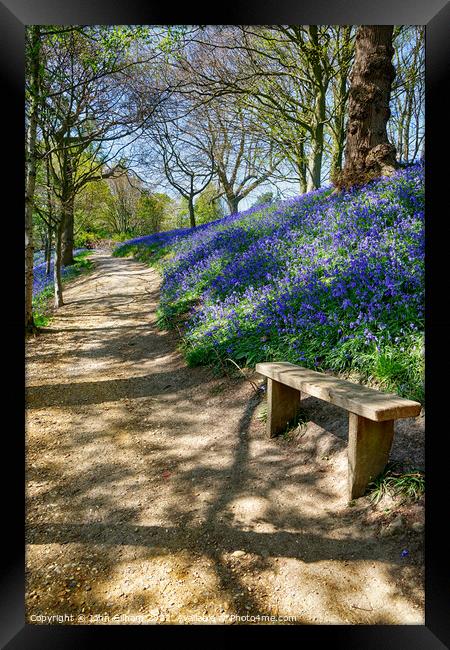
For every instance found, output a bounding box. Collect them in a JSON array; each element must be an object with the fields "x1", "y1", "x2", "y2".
[{"x1": 25, "y1": 250, "x2": 425, "y2": 625}]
